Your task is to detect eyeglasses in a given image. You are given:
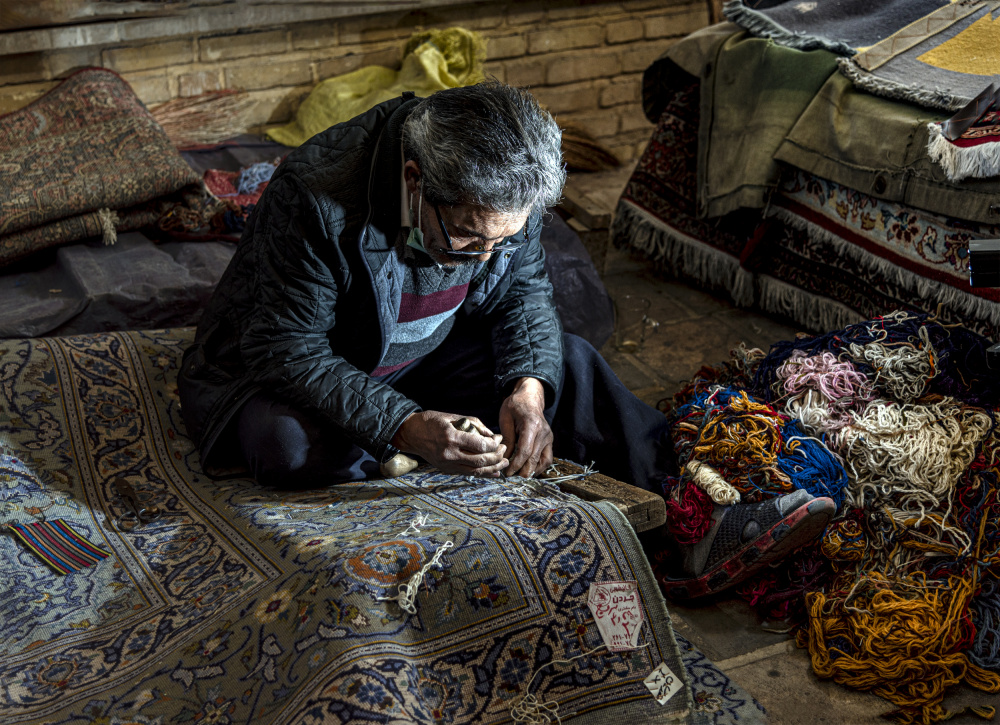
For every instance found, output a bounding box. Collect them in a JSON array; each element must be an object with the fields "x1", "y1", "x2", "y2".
[{"x1": 434, "y1": 204, "x2": 528, "y2": 257}]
